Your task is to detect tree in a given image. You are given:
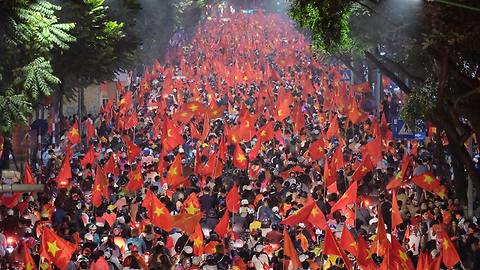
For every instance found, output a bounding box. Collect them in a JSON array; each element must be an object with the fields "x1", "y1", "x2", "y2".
[
  {"x1": 0, "y1": 0, "x2": 75, "y2": 134},
  {"x1": 288, "y1": 0, "x2": 480, "y2": 200},
  {"x1": 50, "y1": 0, "x2": 140, "y2": 121}
]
